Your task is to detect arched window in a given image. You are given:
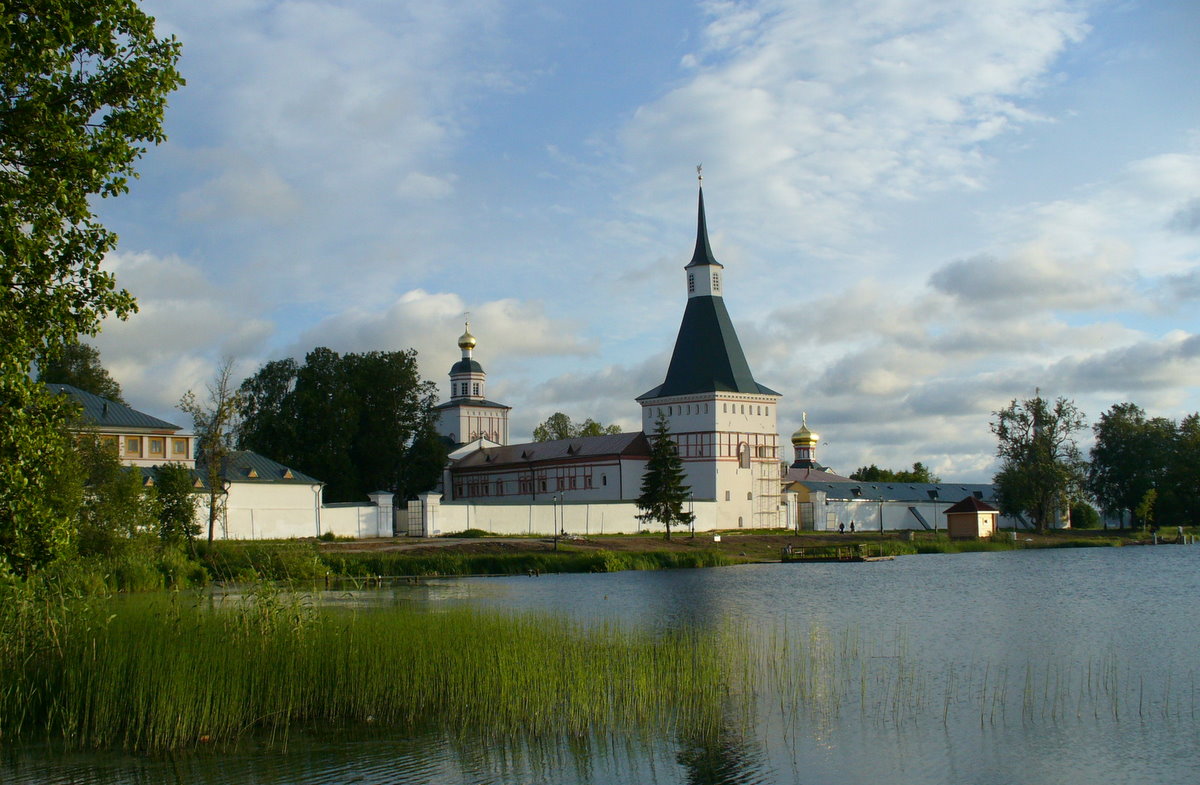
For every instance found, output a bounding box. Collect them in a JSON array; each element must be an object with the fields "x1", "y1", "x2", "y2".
[
  {"x1": 738, "y1": 443, "x2": 750, "y2": 469},
  {"x1": 747, "y1": 491, "x2": 753, "y2": 500}
]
